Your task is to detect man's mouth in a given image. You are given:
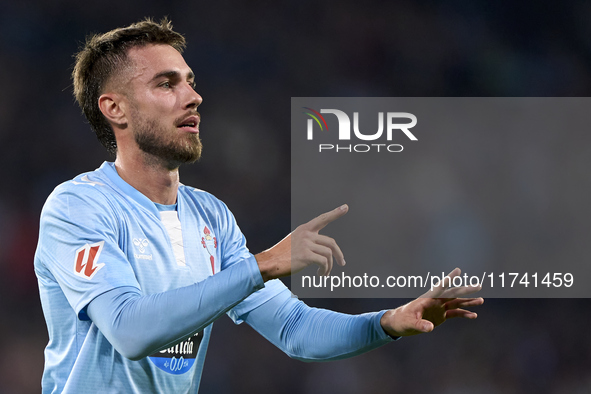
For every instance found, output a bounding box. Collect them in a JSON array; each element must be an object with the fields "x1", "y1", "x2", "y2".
[{"x1": 177, "y1": 115, "x2": 200, "y2": 133}]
